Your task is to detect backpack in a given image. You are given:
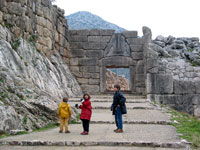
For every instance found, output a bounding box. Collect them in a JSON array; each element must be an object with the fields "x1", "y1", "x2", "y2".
[{"x1": 119, "y1": 93, "x2": 127, "y2": 114}]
